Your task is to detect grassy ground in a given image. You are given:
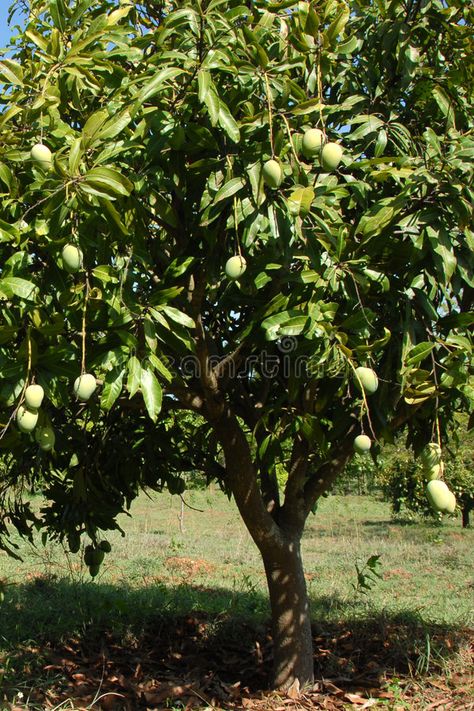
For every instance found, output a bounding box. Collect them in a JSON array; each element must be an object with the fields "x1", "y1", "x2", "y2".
[{"x1": 0, "y1": 490, "x2": 473, "y2": 709}]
